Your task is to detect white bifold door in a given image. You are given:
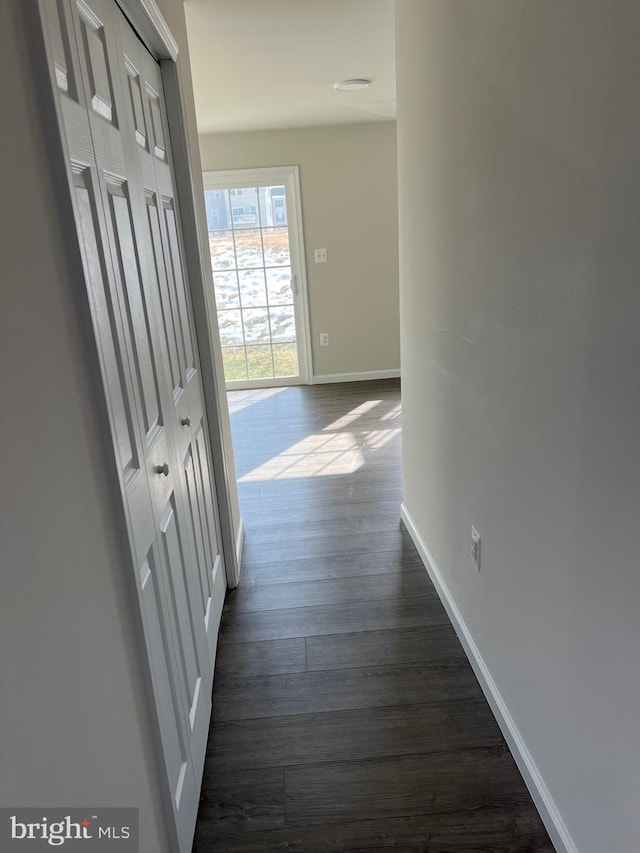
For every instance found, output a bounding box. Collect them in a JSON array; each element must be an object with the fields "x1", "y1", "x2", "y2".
[{"x1": 39, "y1": 1, "x2": 226, "y2": 849}]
